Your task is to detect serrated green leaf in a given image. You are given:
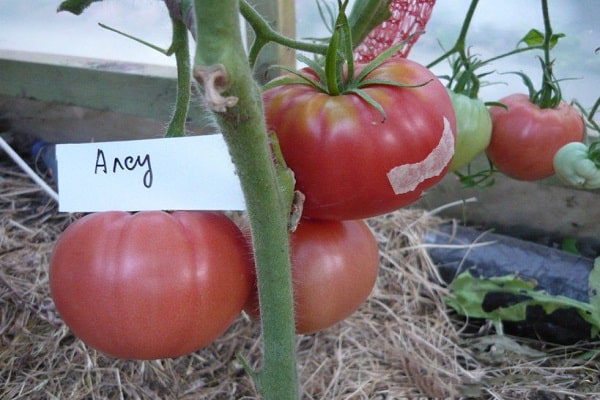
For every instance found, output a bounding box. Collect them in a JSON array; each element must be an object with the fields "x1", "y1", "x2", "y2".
[
  {"x1": 445, "y1": 272, "x2": 537, "y2": 322},
  {"x1": 588, "y1": 258, "x2": 600, "y2": 337},
  {"x1": 445, "y1": 270, "x2": 600, "y2": 338}
]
